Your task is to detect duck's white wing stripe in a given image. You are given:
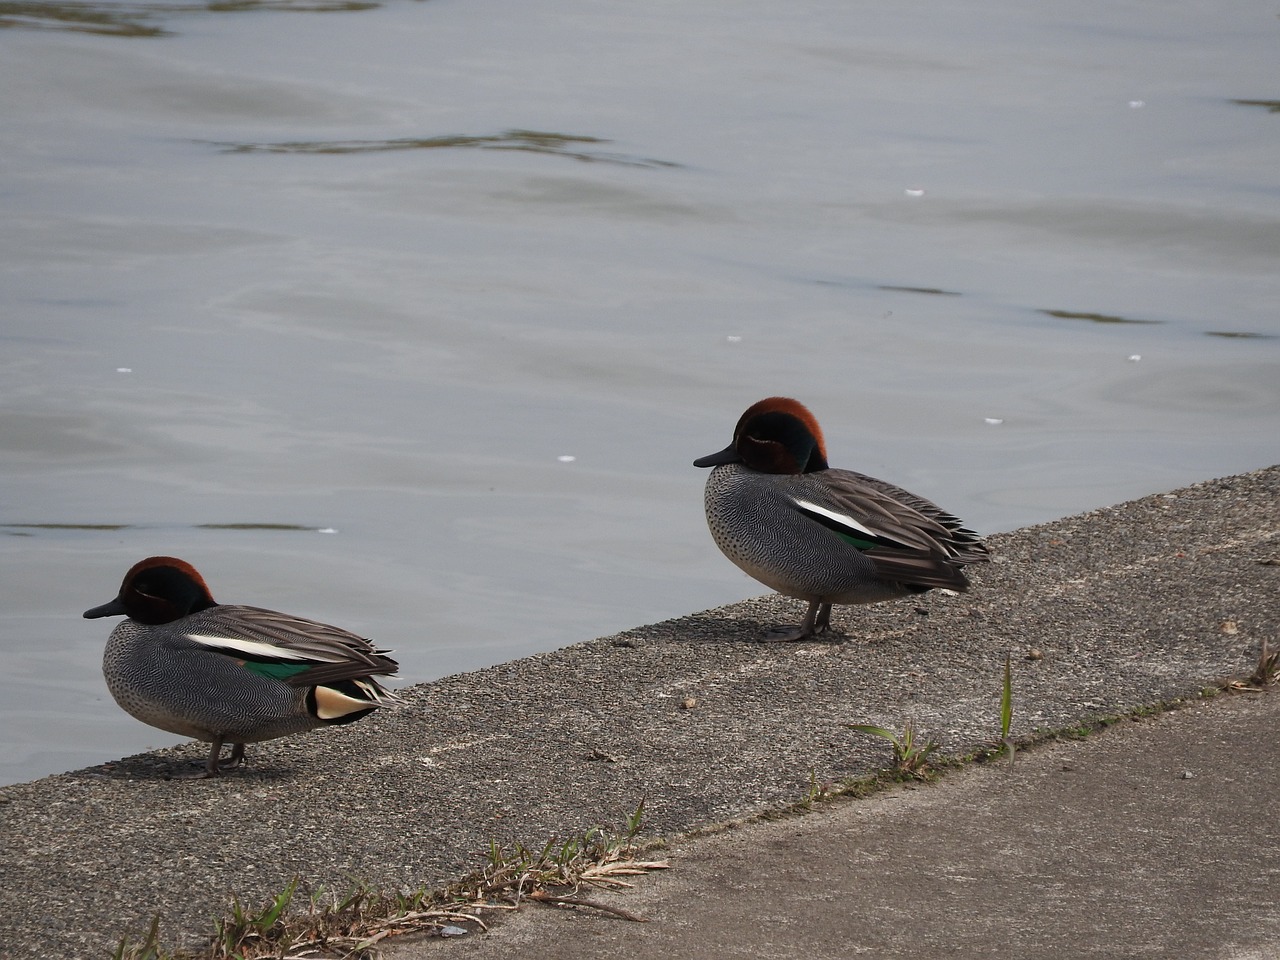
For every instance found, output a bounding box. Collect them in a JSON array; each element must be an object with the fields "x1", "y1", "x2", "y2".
[
  {"x1": 792, "y1": 498, "x2": 884, "y2": 540},
  {"x1": 185, "y1": 633, "x2": 342, "y2": 662}
]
